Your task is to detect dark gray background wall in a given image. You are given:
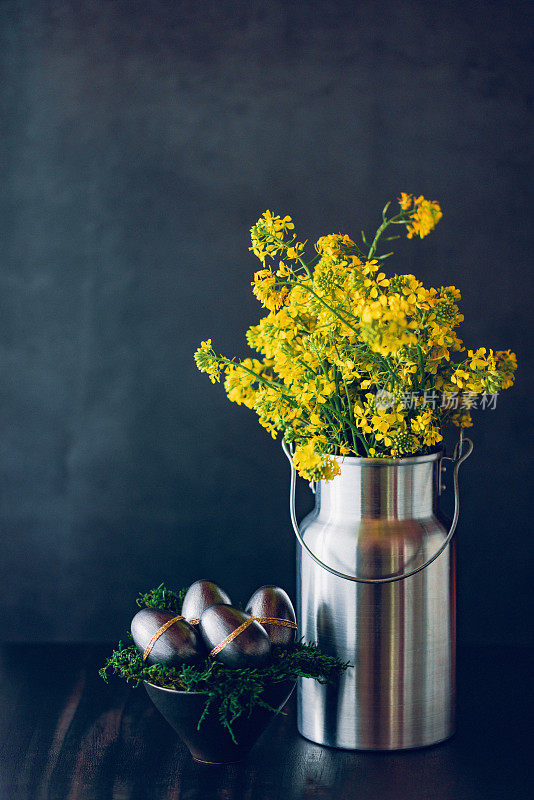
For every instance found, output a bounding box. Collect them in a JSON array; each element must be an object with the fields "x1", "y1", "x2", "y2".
[{"x1": 1, "y1": 0, "x2": 532, "y2": 644}]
